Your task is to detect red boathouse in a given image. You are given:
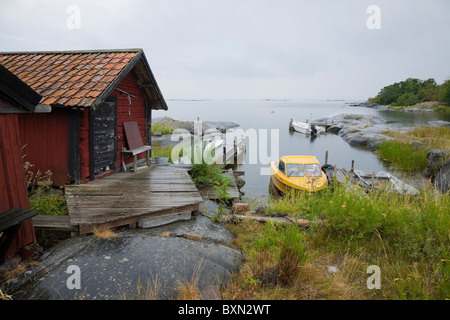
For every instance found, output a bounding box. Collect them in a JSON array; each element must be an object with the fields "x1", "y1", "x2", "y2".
[{"x1": 0, "y1": 49, "x2": 168, "y2": 187}]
